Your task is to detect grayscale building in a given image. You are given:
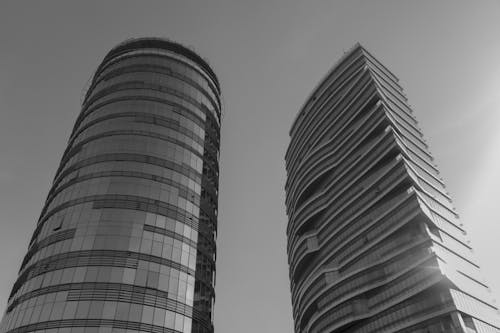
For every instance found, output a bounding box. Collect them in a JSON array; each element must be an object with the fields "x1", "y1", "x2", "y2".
[
  {"x1": 0, "y1": 38, "x2": 221, "y2": 333},
  {"x1": 285, "y1": 44, "x2": 500, "y2": 332}
]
